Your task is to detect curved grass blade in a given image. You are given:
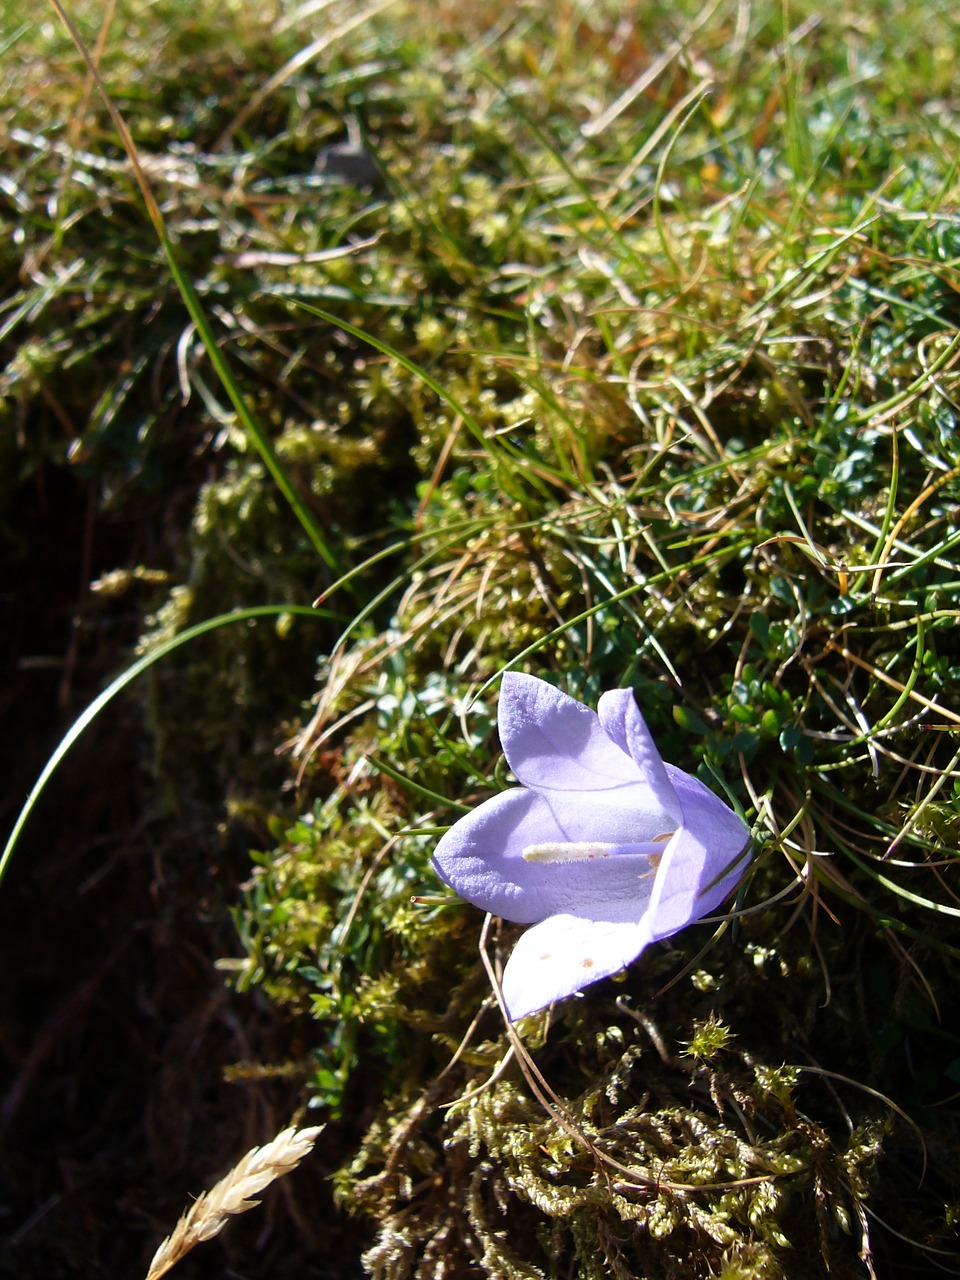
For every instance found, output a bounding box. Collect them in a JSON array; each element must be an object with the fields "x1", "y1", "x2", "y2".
[
  {"x1": 293, "y1": 304, "x2": 562, "y2": 503},
  {"x1": 0, "y1": 605, "x2": 330, "y2": 892},
  {"x1": 365, "y1": 755, "x2": 470, "y2": 813},
  {"x1": 293, "y1": 305, "x2": 489, "y2": 451},
  {"x1": 840, "y1": 845, "x2": 960, "y2": 921},
  {"x1": 46, "y1": 0, "x2": 344, "y2": 579}
]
